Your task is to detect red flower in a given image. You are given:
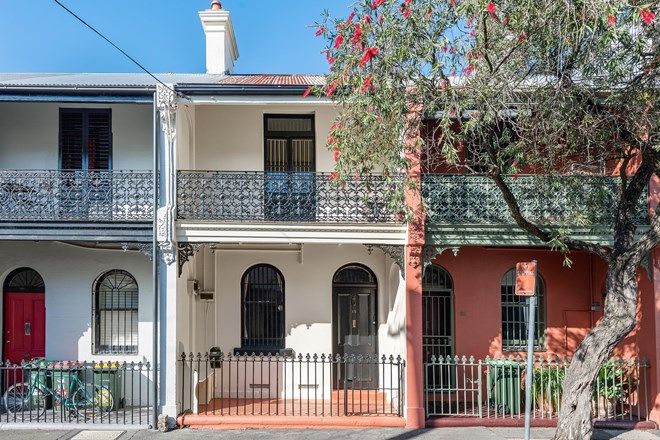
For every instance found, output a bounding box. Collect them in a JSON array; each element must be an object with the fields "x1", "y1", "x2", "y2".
[
  {"x1": 325, "y1": 81, "x2": 338, "y2": 96},
  {"x1": 518, "y1": 32, "x2": 527, "y2": 42},
  {"x1": 352, "y1": 24, "x2": 362, "y2": 46},
  {"x1": 372, "y1": 0, "x2": 386, "y2": 9},
  {"x1": 334, "y1": 34, "x2": 344, "y2": 49},
  {"x1": 640, "y1": 8, "x2": 655, "y2": 25},
  {"x1": 359, "y1": 47, "x2": 379, "y2": 67},
  {"x1": 486, "y1": 2, "x2": 497, "y2": 16},
  {"x1": 333, "y1": 147, "x2": 341, "y2": 161},
  {"x1": 302, "y1": 86, "x2": 312, "y2": 97},
  {"x1": 324, "y1": 50, "x2": 335, "y2": 64},
  {"x1": 462, "y1": 64, "x2": 475, "y2": 76},
  {"x1": 439, "y1": 79, "x2": 448, "y2": 91},
  {"x1": 329, "y1": 171, "x2": 339, "y2": 181},
  {"x1": 364, "y1": 15, "x2": 371, "y2": 23},
  {"x1": 361, "y1": 75, "x2": 374, "y2": 92},
  {"x1": 607, "y1": 14, "x2": 617, "y2": 27},
  {"x1": 402, "y1": 7, "x2": 411, "y2": 19},
  {"x1": 315, "y1": 26, "x2": 326, "y2": 37},
  {"x1": 449, "y1": 0, "x2": 458, "y2": 7},
  {"x1": 347, "y1": 11, "x2": 356, "y2": 24}
]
